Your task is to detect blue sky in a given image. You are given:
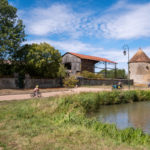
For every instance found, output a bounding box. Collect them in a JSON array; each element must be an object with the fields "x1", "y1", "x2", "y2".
[{"x1": 8, "y1": 0, "x2": 150, "y2": 71}]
